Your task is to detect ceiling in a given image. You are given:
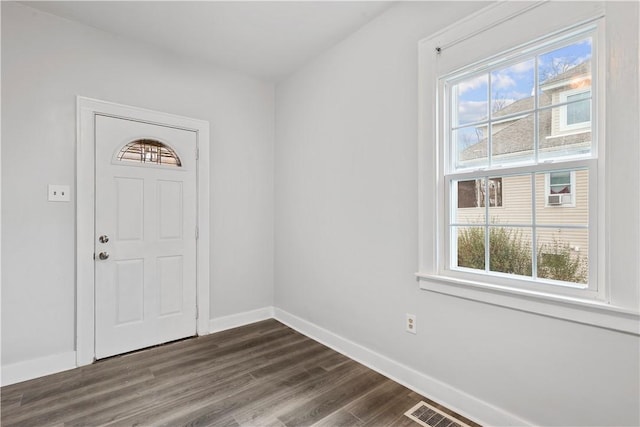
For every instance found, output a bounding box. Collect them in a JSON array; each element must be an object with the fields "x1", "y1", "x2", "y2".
[{"x1": 23, "y1": 1, "x2": 394, "y2": 82}]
